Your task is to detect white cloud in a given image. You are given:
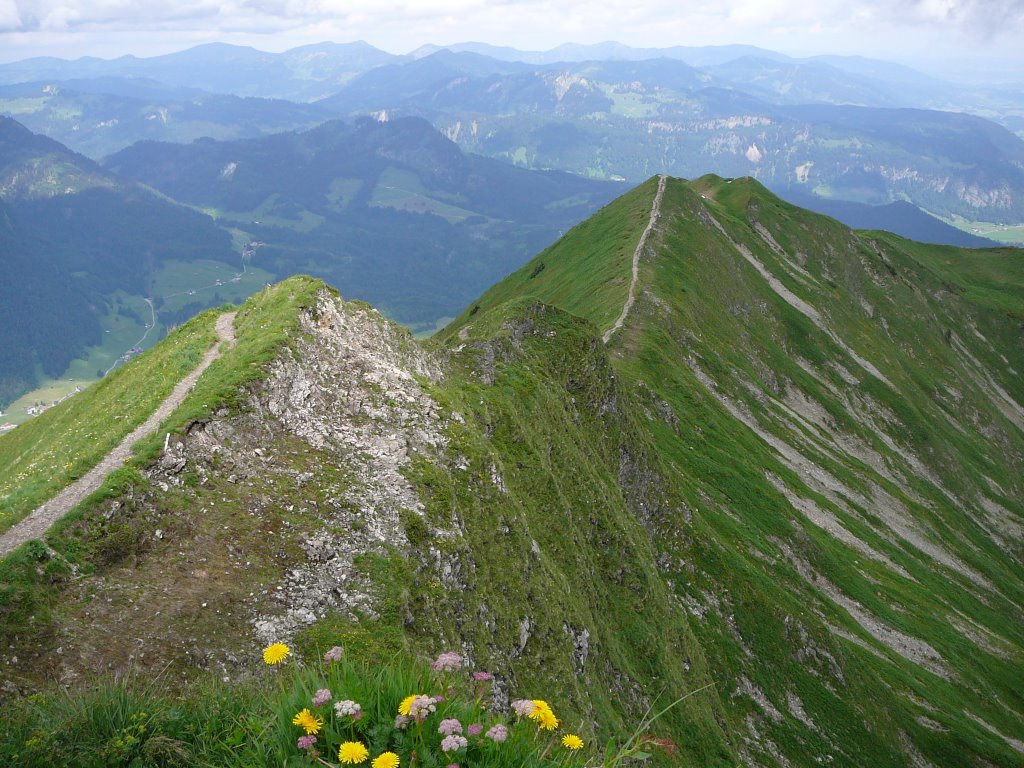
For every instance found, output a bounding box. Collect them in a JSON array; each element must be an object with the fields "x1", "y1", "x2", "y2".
[
  {"x1": 0, "y1": 0, "x2": 1022, "y2": 67},
  {"x1": 0, "y1": 0, "x2": 22, "y2": 31}
]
